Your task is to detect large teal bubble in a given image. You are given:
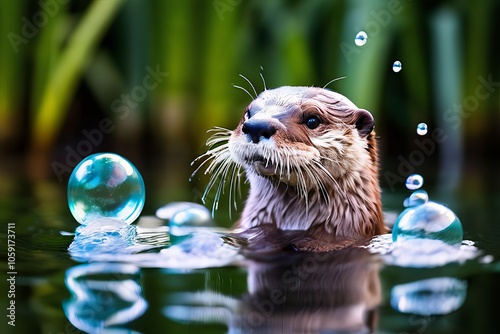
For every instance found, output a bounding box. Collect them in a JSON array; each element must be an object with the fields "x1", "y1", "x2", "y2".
[
  {"x1": 392, "y1": 201, "x2": 463, "y2": 245},
  {"x1": 67, "y1": 153, "x2": 145, "y2": 225}
]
